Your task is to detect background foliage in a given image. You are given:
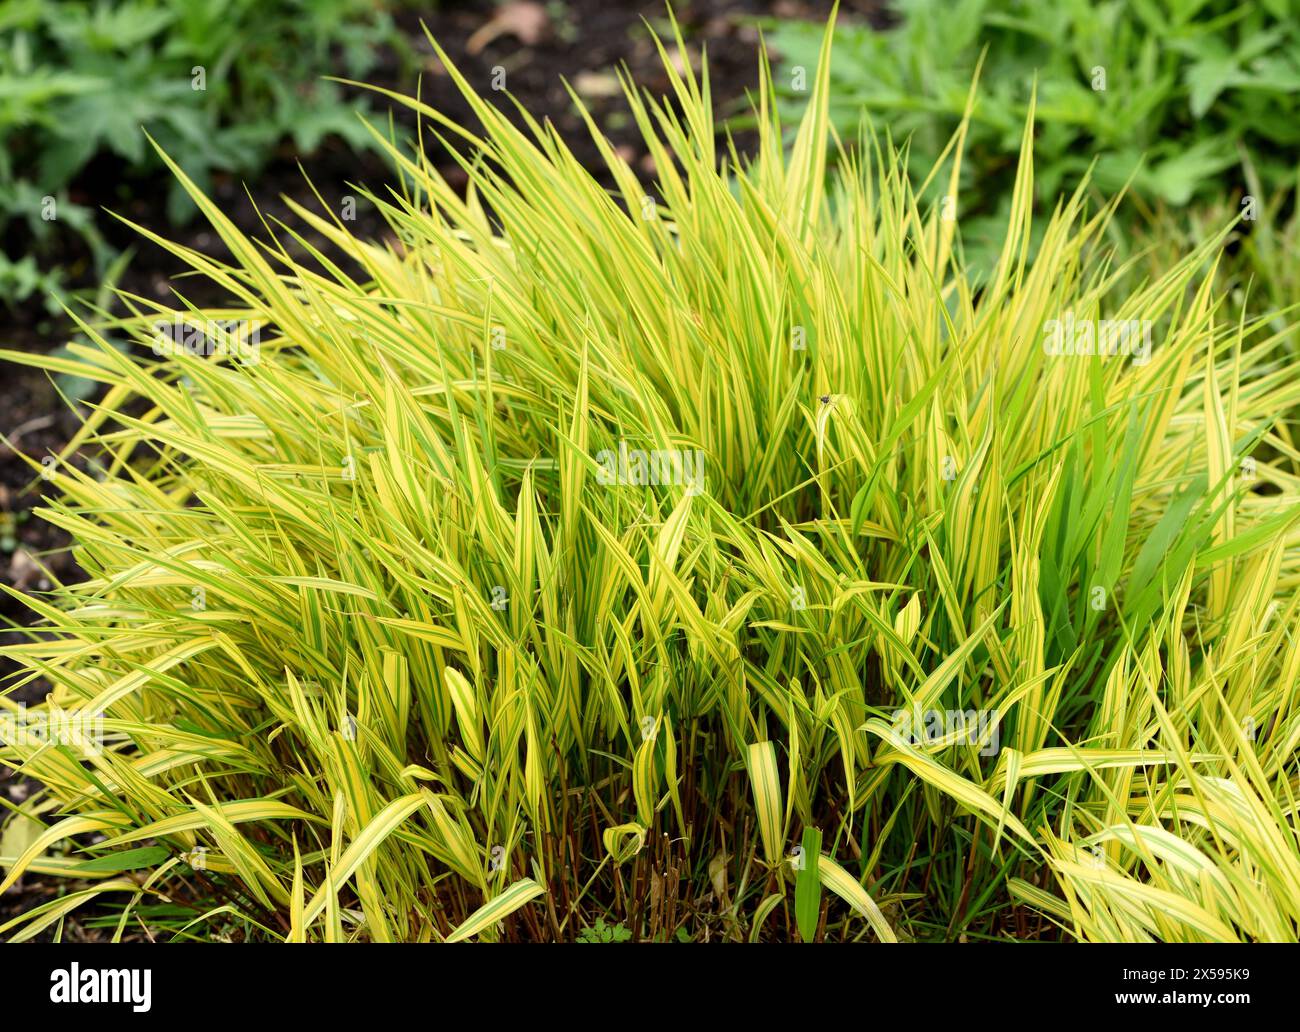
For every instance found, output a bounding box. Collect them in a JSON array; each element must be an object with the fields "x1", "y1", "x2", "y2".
[
  {"x1": 770, "y1": 0, "x2": 1300, "y2": 264},
  {"x1": 0, "y1": 0, "x2": 407, "y2": 309}
]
